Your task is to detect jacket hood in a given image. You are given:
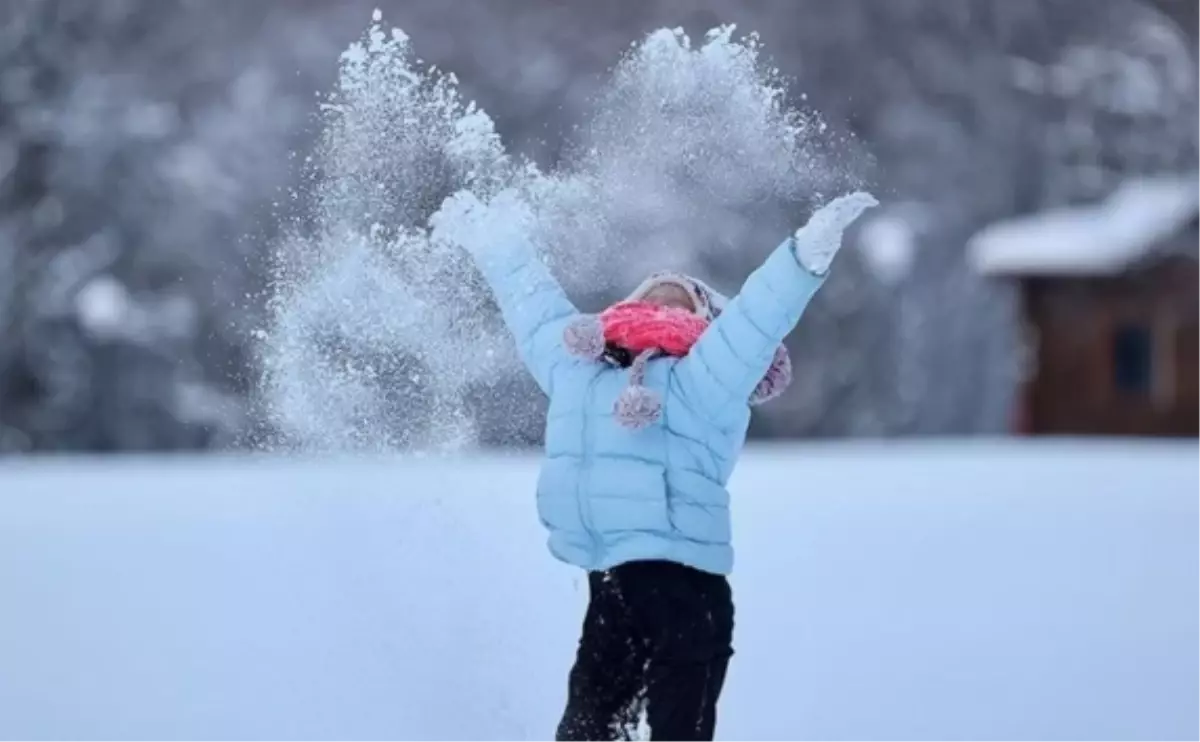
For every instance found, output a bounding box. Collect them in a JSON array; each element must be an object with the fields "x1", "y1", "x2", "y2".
[{"x1": 624, "y1": 271, "x2": 729, "y2": 322}]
